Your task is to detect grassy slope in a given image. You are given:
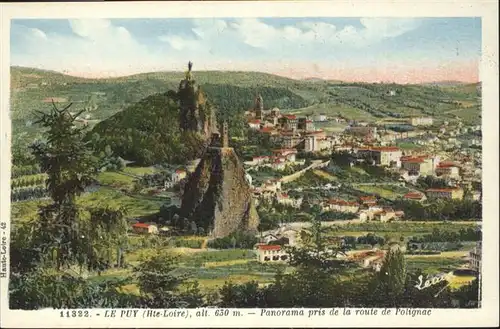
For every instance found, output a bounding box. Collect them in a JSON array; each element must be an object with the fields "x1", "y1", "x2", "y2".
[{"x1": 11, "y1": 67, "x2": 480, "y2": 130}]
